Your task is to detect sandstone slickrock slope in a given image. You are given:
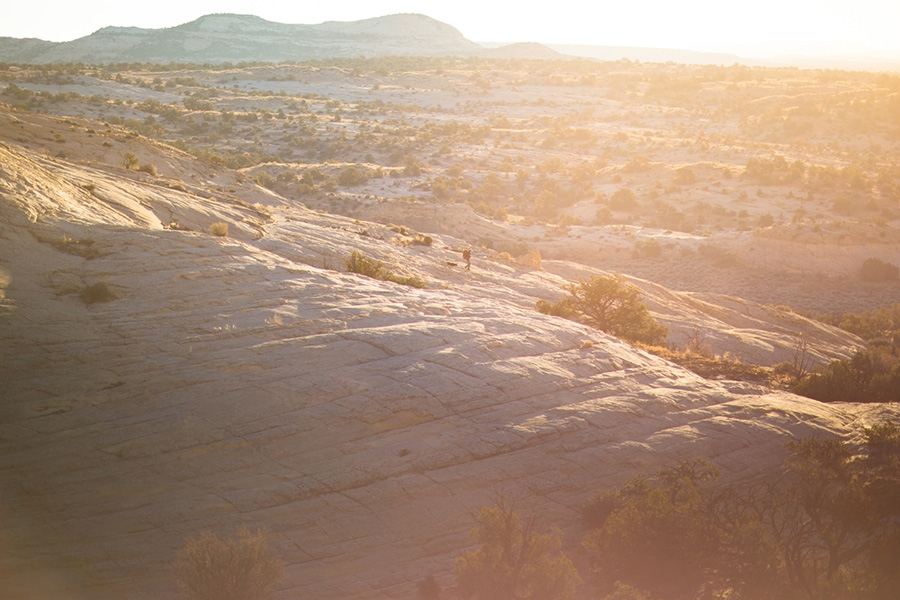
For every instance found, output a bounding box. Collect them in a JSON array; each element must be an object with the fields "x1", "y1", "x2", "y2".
[{"x1": 1, "y1": 110, "x2": 897, "y2": 600}]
